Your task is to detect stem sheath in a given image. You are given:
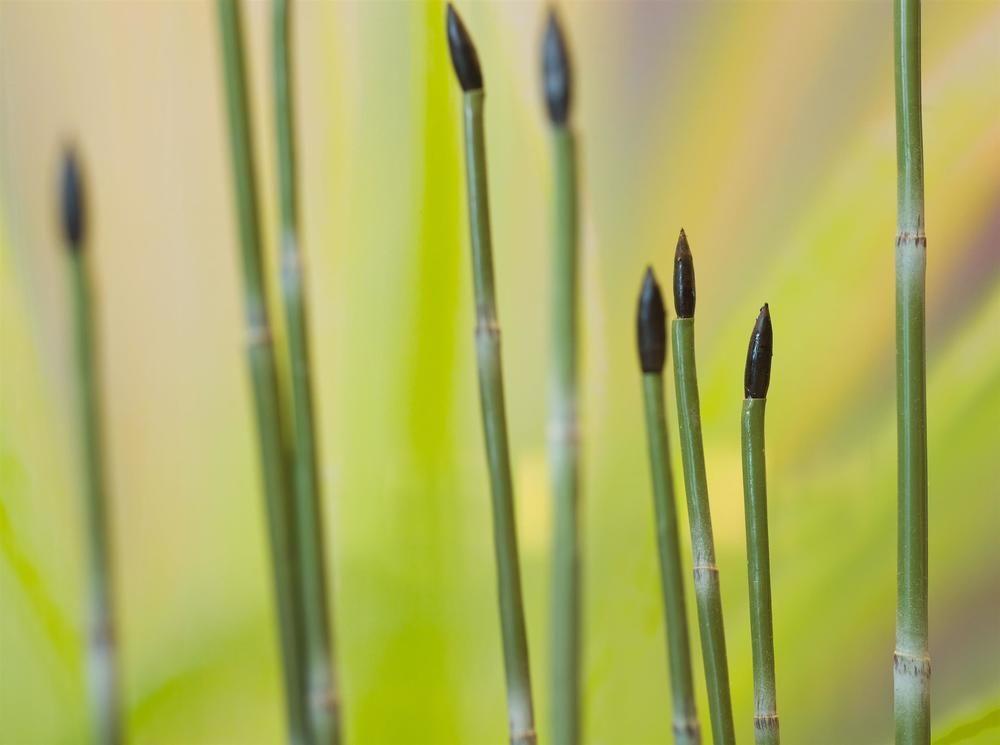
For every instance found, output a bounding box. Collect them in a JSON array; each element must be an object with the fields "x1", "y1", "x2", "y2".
[
  {"x1": 273, "y1": 1, "x2": 340, "y2": 741},
  {"x1": 642, "y1": 374, "x2": 701, "y2": 745},
  {"x1": 671, "y1": 318, "x2": 735, "y2": 745},
  {"x1": 894, "y1": 0, "x2": 930, "y2": 741},
  {"x1": 217, "y1": 2, "x2": 307, "y2": 740},
  {"x1": 462, "y1": 90, "x2": 537, "y2": 745},
  {"x1": 741, "y1": 398, "x2": 779, "y2": 745},
  {"x1": 549, "y1": 126, "x2": 580, "y2": 745}
]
